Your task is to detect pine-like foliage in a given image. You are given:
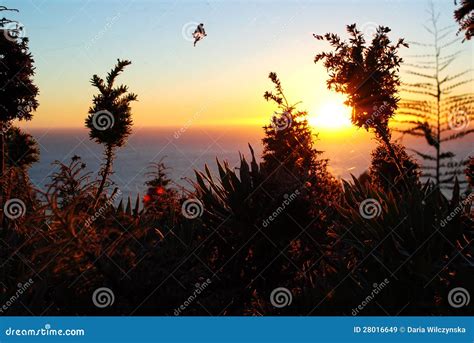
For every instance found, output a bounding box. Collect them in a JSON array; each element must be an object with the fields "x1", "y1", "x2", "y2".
[
  {"x1": 268, "y1": 73, "x2": 341, "y2": 229},
  {"x1": 395, "y1": 4, "x2": 474, "y2": 188},
  {"x1": 262, "y1": 72, "x2": 338, "y2": 206},
  {"x1": 0, "y1": 7, "x2": 39, "y2": 216},
  {"x1": 85, "y1": 59, "x2": 137, "y2": 202},
  {"x1": 6, "y1": 126, "x2": 39, "y2": 169}
]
